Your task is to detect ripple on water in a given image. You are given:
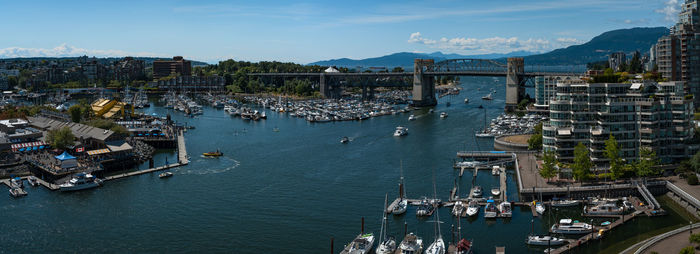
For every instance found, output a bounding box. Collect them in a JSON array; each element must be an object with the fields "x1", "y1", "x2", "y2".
[{"x1": 177, "y1": 156, "x2": 240, "y2": 175}]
